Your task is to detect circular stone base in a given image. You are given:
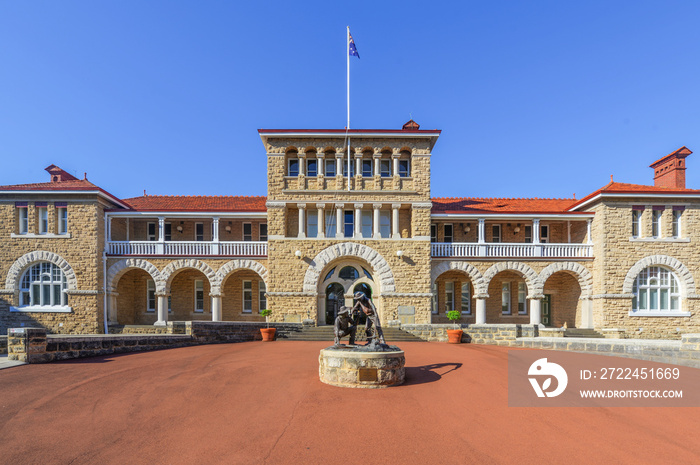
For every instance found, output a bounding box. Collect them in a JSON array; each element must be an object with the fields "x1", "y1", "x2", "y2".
[{"x1": 319, "y1": 345, "x2": 405, "y2": 388}]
